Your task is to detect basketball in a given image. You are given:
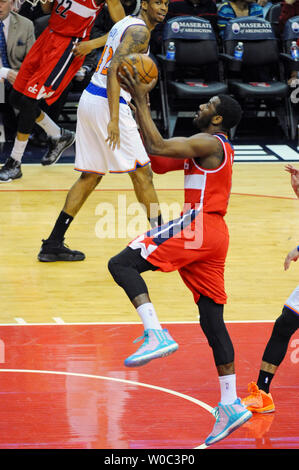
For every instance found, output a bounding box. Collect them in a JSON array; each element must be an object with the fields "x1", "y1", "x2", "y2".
[{"x1": 117, "y1": 53, "x2": 158, "y2": 88}]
